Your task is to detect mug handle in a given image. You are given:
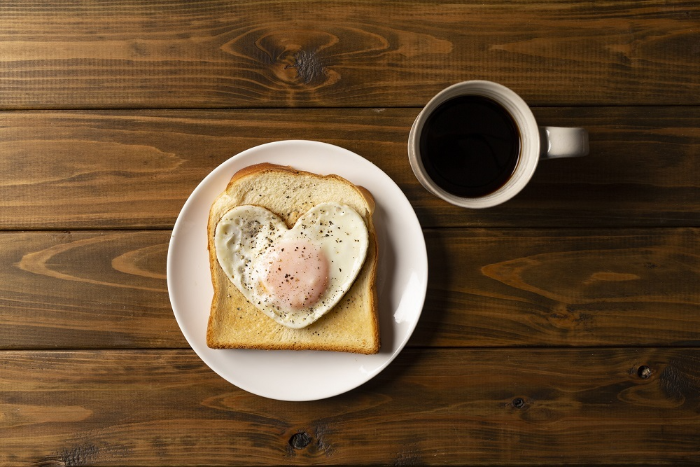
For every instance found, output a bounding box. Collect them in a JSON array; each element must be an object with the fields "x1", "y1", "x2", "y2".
[{"x1": 539, "y1": 127, "x2": 589, "y2": 159}]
